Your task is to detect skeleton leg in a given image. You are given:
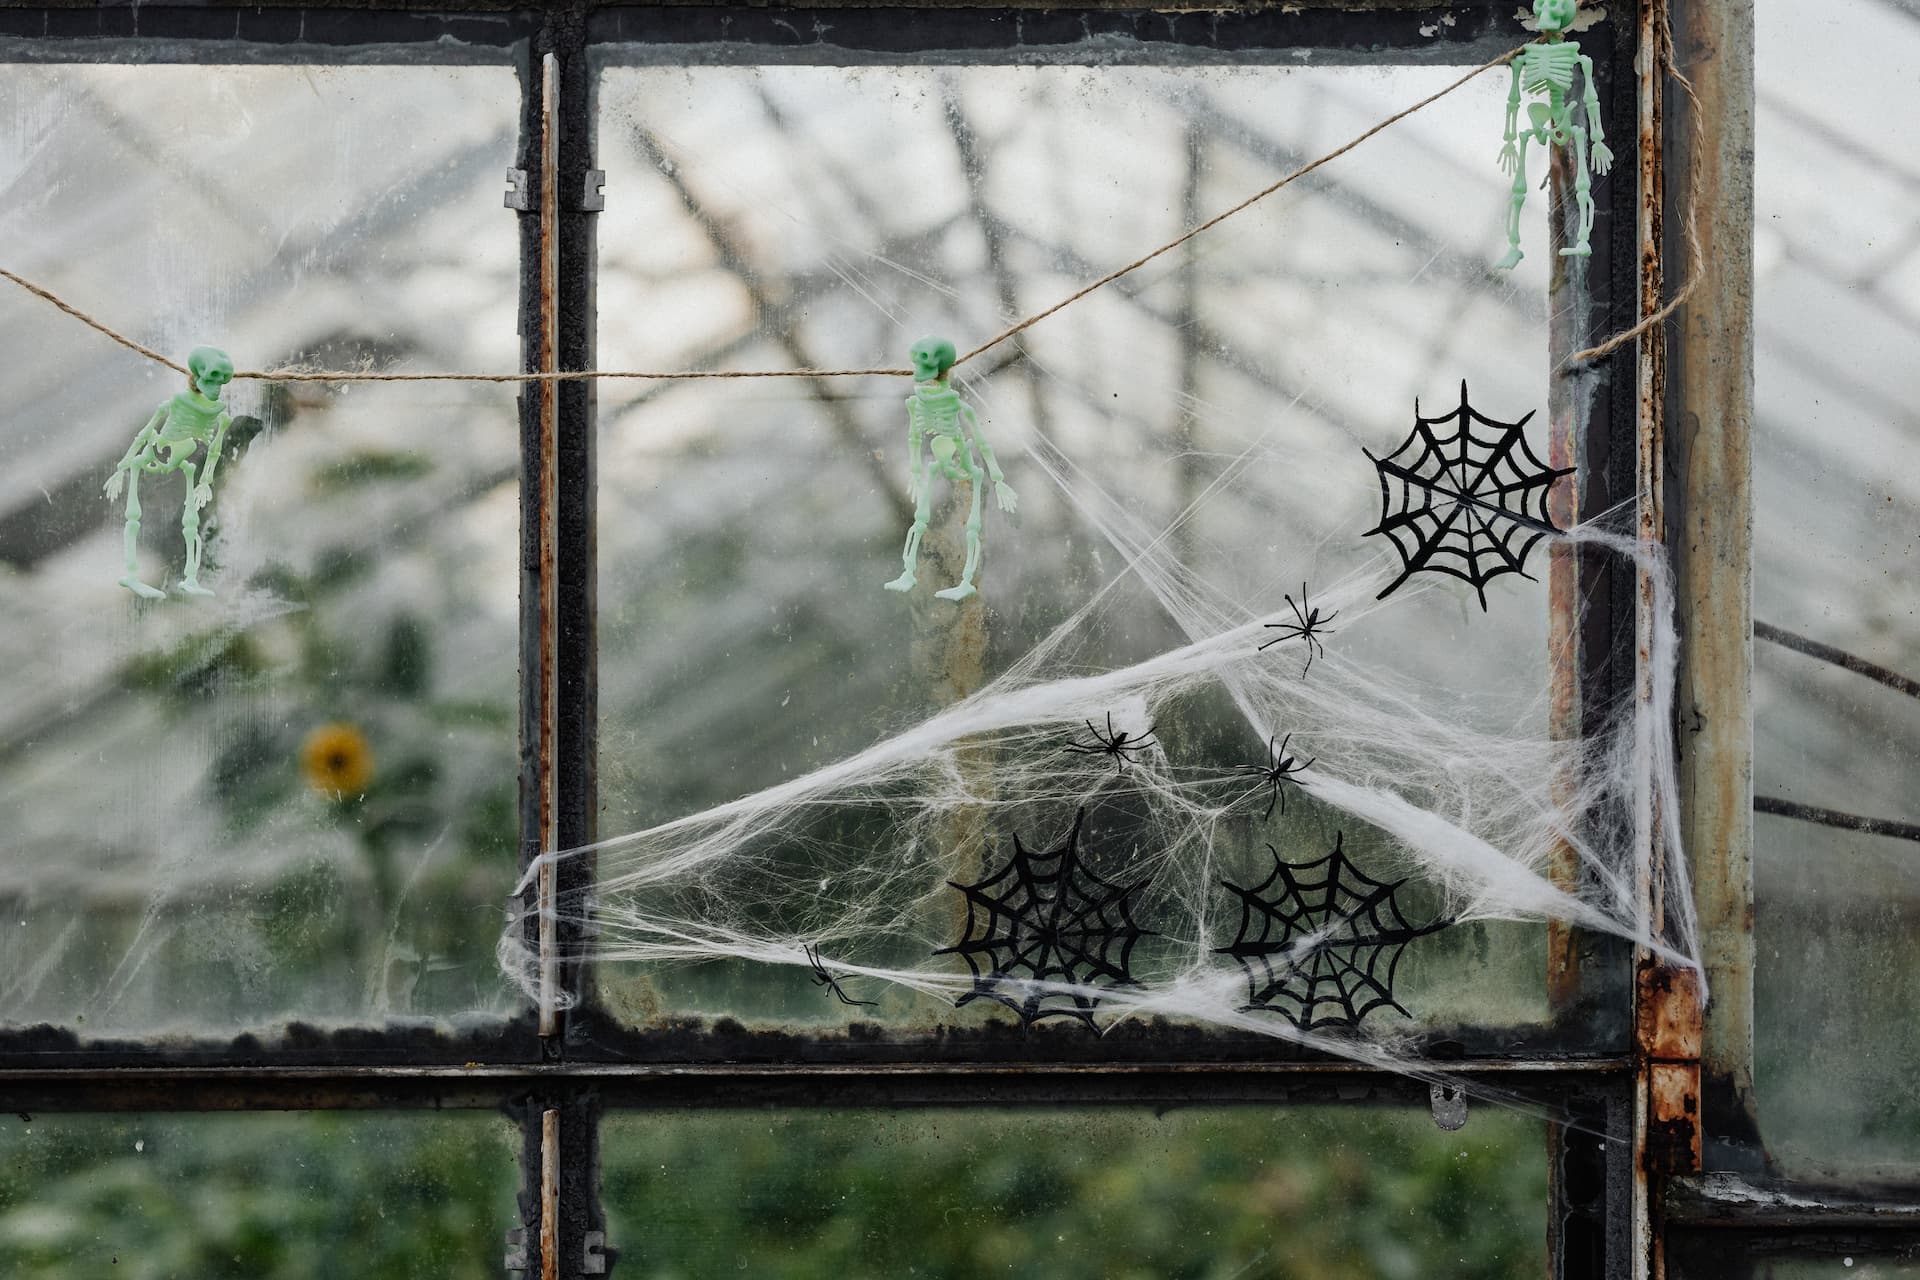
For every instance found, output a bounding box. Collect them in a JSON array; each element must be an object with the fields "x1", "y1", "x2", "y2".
[
  {"x1": 884, "y1": 477, "x2": 933, "y2": 592},
  {"x1": 177, "y1": 458, "x2": 214, "y2": 596},
  {"x1": 1495, "y1": 132, "x2": 1531, "y2": 271},
  {"x1": 117, "y1": 466, "x2": 166, "y2": 600},
  {"x1": 1559, "y1": 124, "x2": 1596, "y2": 258},
  {"x1": 934, "y1": 452, "x2": 987, "y2": 602}
]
